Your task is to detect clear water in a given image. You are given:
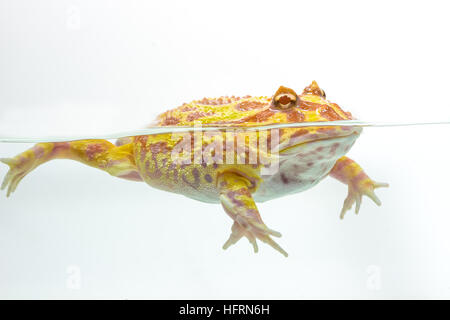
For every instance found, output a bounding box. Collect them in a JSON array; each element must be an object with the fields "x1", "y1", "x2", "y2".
[
  {"x1": 1, "y1": 120, "x2": 449, "y2": 143},
  {"x1": 1, "y1": 122, "x2": 450, "y2": 299}
]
